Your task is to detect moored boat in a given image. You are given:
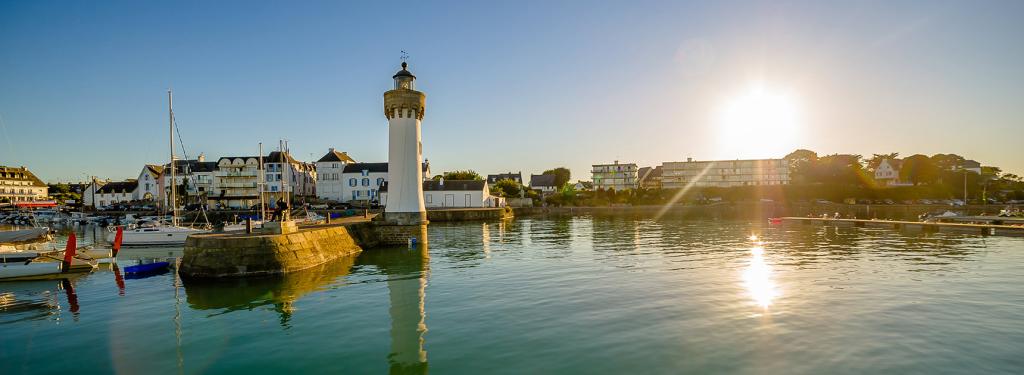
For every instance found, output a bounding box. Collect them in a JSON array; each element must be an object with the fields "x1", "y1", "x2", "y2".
[{"x1": 0, "y1": 233, "x2": 96, "y2": 281}]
